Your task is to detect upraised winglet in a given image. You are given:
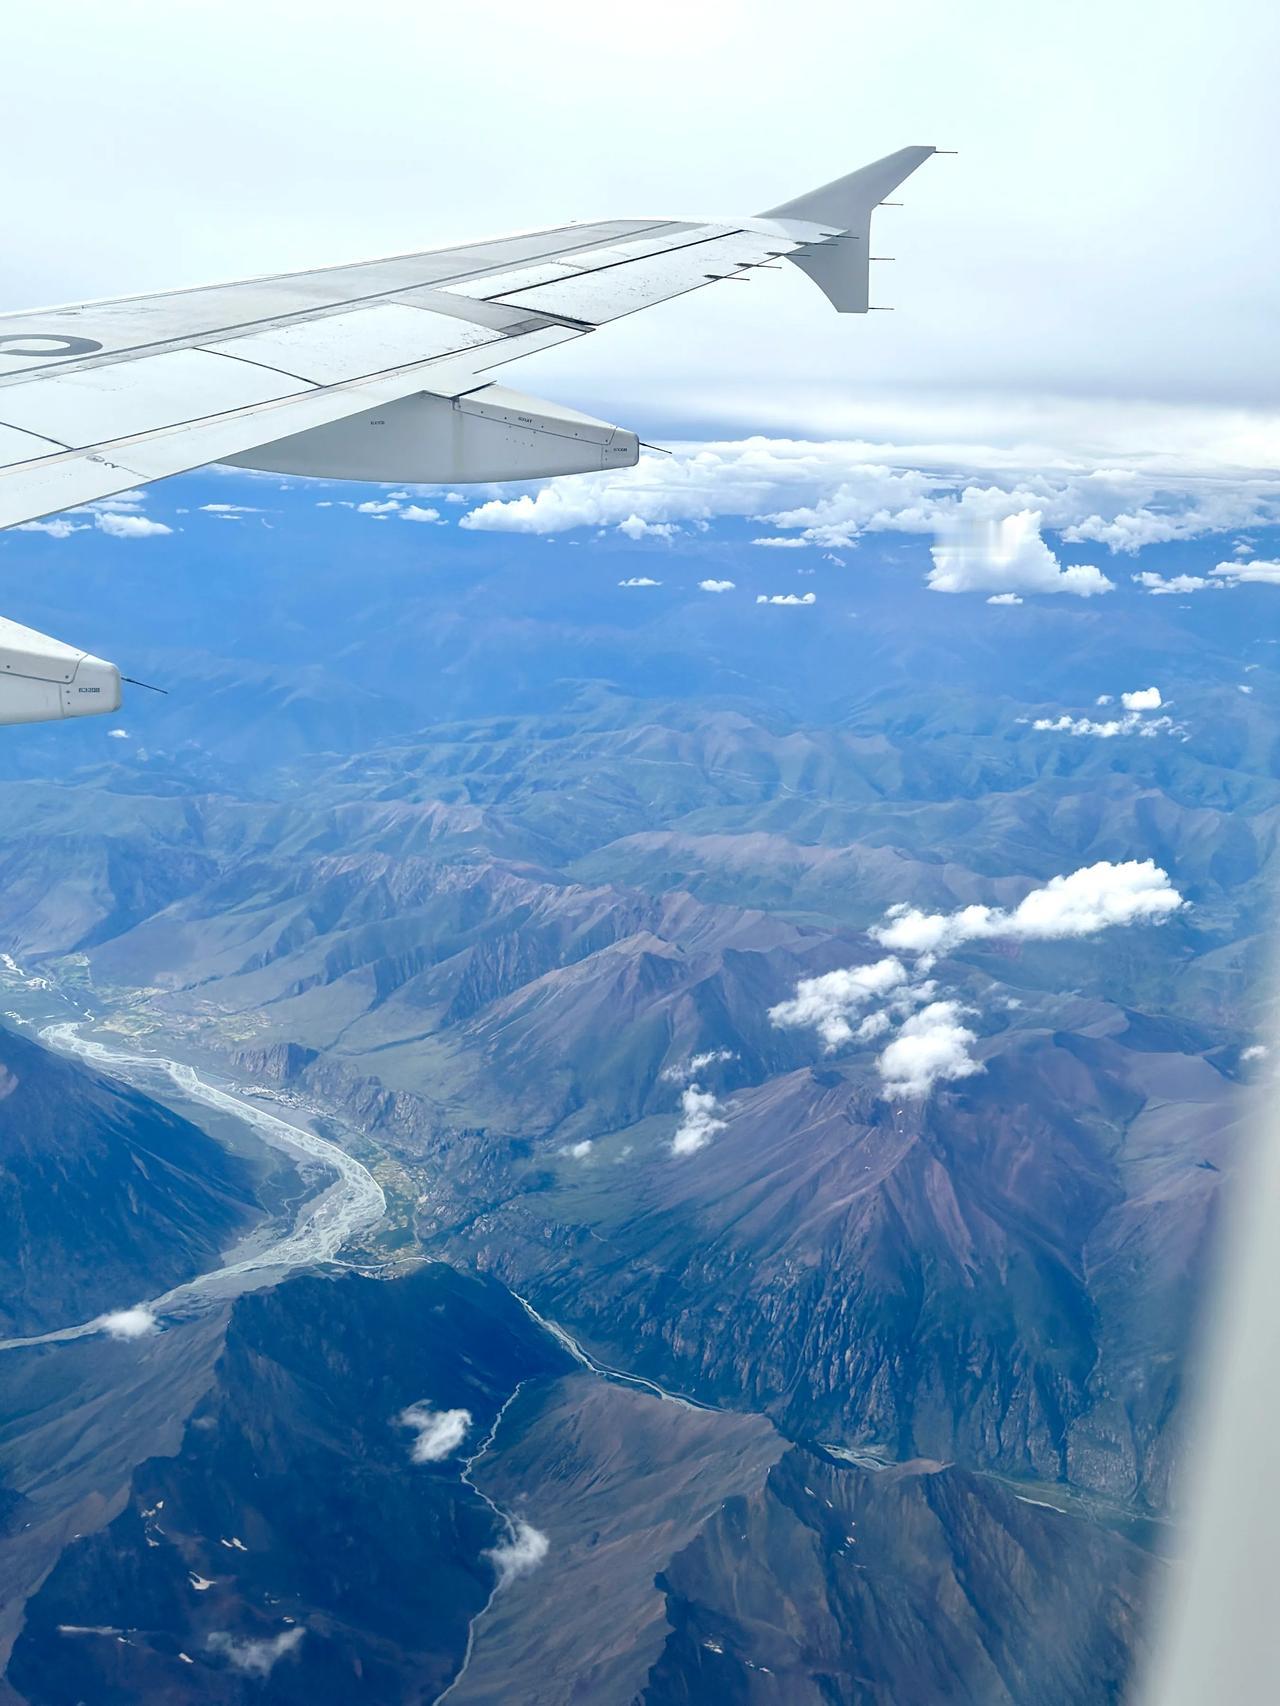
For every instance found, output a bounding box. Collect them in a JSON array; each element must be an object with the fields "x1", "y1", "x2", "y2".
[{"x1": 758, "y1": 145, "x2": 939, "y2": 313}]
